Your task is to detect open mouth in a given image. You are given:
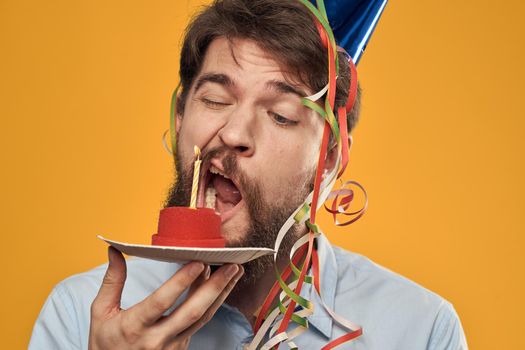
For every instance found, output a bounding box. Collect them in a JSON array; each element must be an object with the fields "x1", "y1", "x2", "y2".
[{"x1": 197, "y1": 161, "x2": 244, "y2": 223}]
